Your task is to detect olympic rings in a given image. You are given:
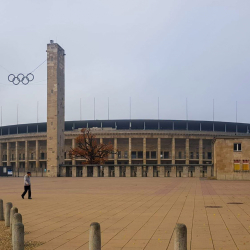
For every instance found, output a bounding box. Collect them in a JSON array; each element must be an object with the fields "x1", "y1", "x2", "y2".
[{"x1": 8, "y1": 73, "x2": 34, "y2": 85}]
